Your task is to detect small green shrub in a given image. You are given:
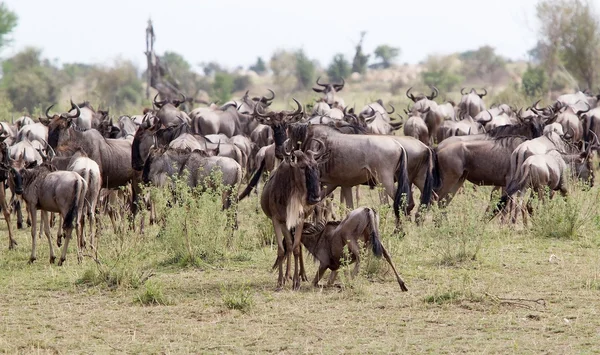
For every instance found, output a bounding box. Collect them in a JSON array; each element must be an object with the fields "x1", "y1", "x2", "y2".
[
  {"x1": 222, "y1": 285, "x2": 254, "y2": 313},
  {"x1": 135, "y1": 280, "x2": 171, "y2": 306}
]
